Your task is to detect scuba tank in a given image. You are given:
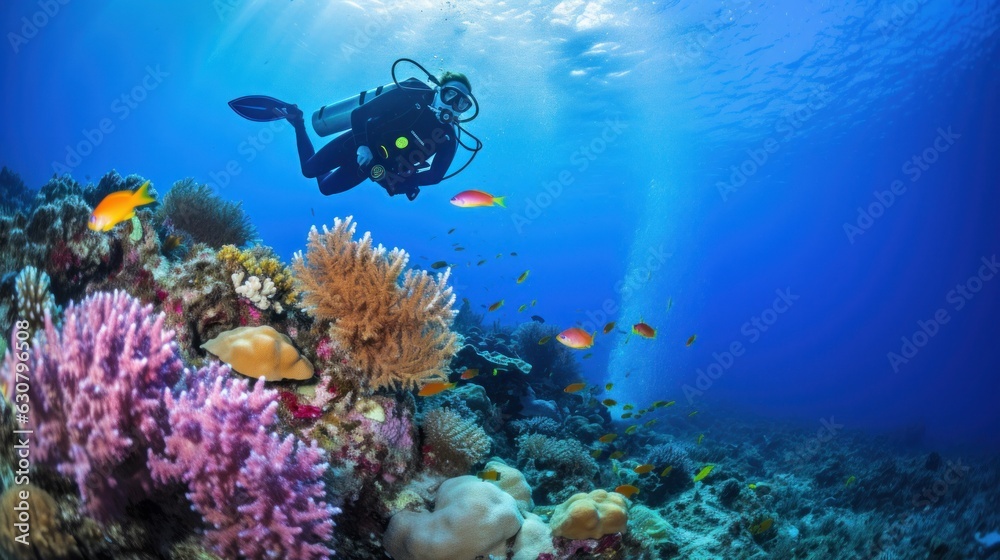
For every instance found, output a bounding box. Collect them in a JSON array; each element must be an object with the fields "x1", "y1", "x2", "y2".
[{"x1": 311, "y1": 83, "x2": 398, "y2": 137}]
